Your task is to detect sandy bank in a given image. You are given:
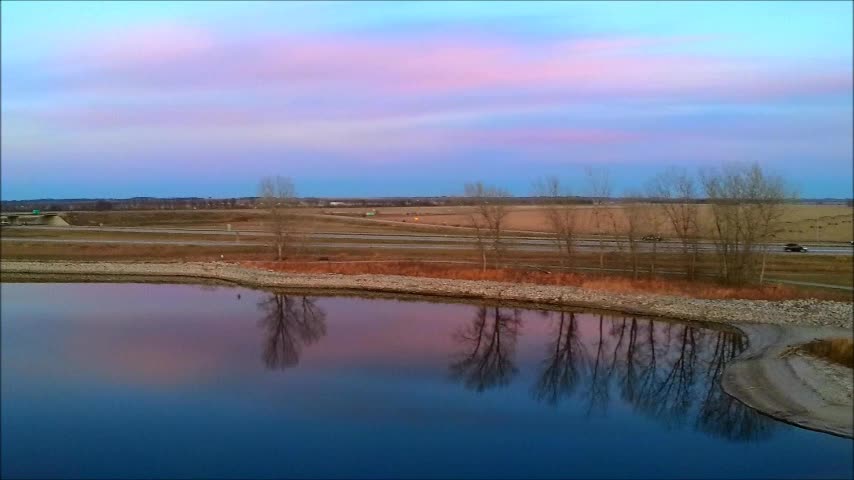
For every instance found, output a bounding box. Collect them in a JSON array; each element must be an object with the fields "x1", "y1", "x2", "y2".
[{"x1": 2, "y1": 260, "x2": 852, "y2": 438}]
